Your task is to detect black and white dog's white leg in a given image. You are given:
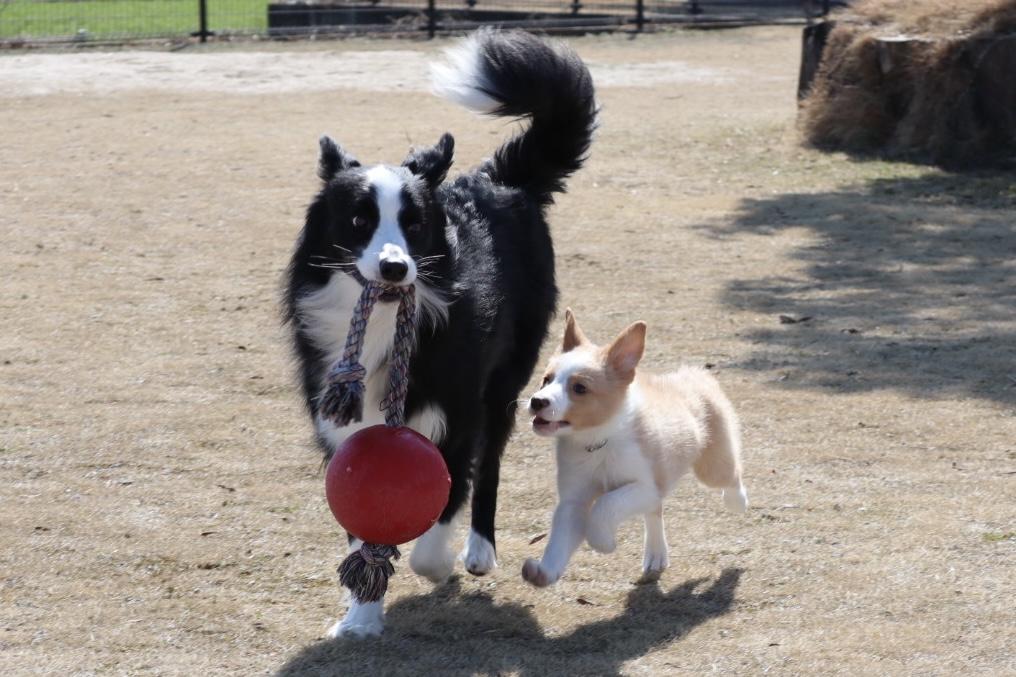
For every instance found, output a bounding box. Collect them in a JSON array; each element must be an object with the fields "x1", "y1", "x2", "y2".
[
  {"x1": 462, "y1": 449, "x2": 500, "y2": 576},
  {"x1": 409, "y1": 518, "x2": 459, "y2": 583},
  {"x1": 326, "y1": 536, "x2": 385, "y2": 639},
  {"x1": 409, "y1": 440, "x2": 472, "y2": 583},
  {"x1": 462, "y1": 393, "x2": 517, "y2": 576},
  {"x1": 406, "y1": 405, "x2": 461, "y2": 583}
]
